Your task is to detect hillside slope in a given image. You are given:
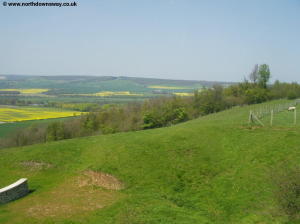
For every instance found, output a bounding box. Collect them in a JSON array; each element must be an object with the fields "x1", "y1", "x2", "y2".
[{"x1": 0, "y1": 101, "x2": 300, "y2": 224}]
